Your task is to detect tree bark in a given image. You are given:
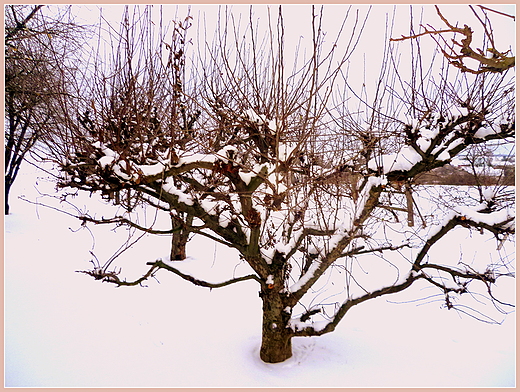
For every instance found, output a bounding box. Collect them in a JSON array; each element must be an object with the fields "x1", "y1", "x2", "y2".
[
  {"x1": 5, "y1": 175, "x2": 12, "y2": 215},
  {"x1": 259, "y1": 289, "x2": 293, "y2": 363},
  {"x1": 405, "y1": 182, "x2": 414, "y2": 227},
  {"x1": 170, "y1": 214, "x2": 193, "y2": 261},
  {"x1": 5, "y1": 183, "x2": 11, "y2": 215}
]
